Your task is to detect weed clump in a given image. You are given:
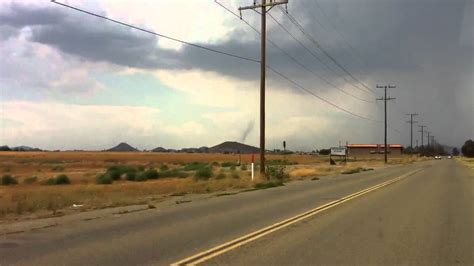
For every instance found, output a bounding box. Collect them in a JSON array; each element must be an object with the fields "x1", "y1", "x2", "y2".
[
  {"x1": 23, "y1": 176, "x2": 38, "y2": 184},
  {"x1": 216, "y1": 173, "x2": 226, "y2": 179},
  {"x1": 142, "y1": 169, "x2": 159, "y2": 180},
  {"x1": 221, "y1": 162, "x2": 237, "y2": 168},
  {"x1": 183, "y1": 162, "x2": 209, "y2": 171},
  {"x1": 160, "y1": 169, "x2": 188, "y2": 178},
  {"x1": 195, "y1": 167, "x2": 213, "y2": 180},
  {"x1": 55, "y1": 174, "x2": 70, "y2": 185},
  {"x1": 125, "y1": 172, "x2": 137, "y2": 181},
  {"x1": 44, "y1": 174, "x2": 70, "y2": 185},
  {"x1": 159, "y1": 164, "x2": 169, "y2": 171},
  {"x1": 134, "y1": 173, "x2": 148, "y2": 182},
  {"x1": 265, "y1": 165, "x2": 289, "y2": 180},
  {"x1": 96, "y1": 174, "x2": 113, "y2": 184},
  {"x1": 1, "y1": 175, "x2": 18, "y2": 185}
]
